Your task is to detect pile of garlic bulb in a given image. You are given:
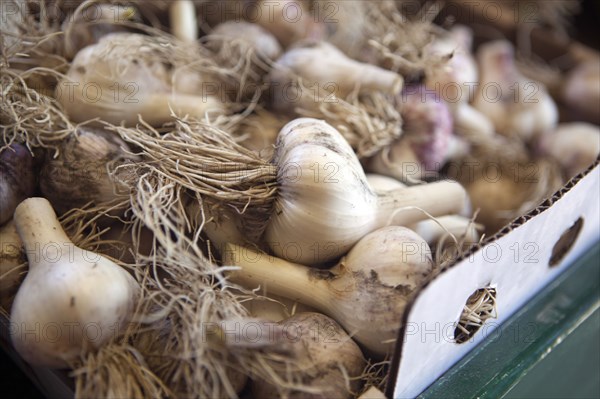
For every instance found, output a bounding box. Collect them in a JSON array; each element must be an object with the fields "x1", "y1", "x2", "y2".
[{"x1": 1, "y1": 1, "x2": 598, "y2": 398}]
